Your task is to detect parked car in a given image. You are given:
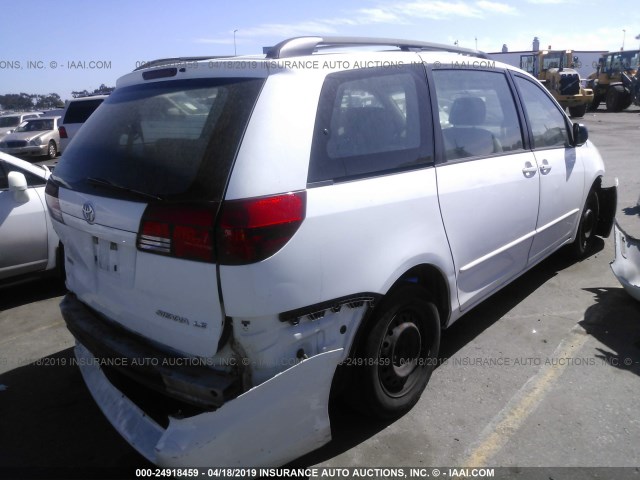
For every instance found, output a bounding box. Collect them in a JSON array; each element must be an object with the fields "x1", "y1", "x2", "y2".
[
  {"x1": 611, "y1": 194, "x2": 640, "y2": 302},
  {"x1": 0, "y1": 116, "x2": 61, "y2": 159},
  {"x1": 58, "y1": 95, "x2": 107, "y2": 153},
  {"x1": 46, "y1": 36, "x2": 617, "y2": 468},
  {"x1": 0, "y1": 152, "x2": 63, "y2": 285},
  {"x1": 0, "y1": 112, "x2": 42, "y2": 140}
]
